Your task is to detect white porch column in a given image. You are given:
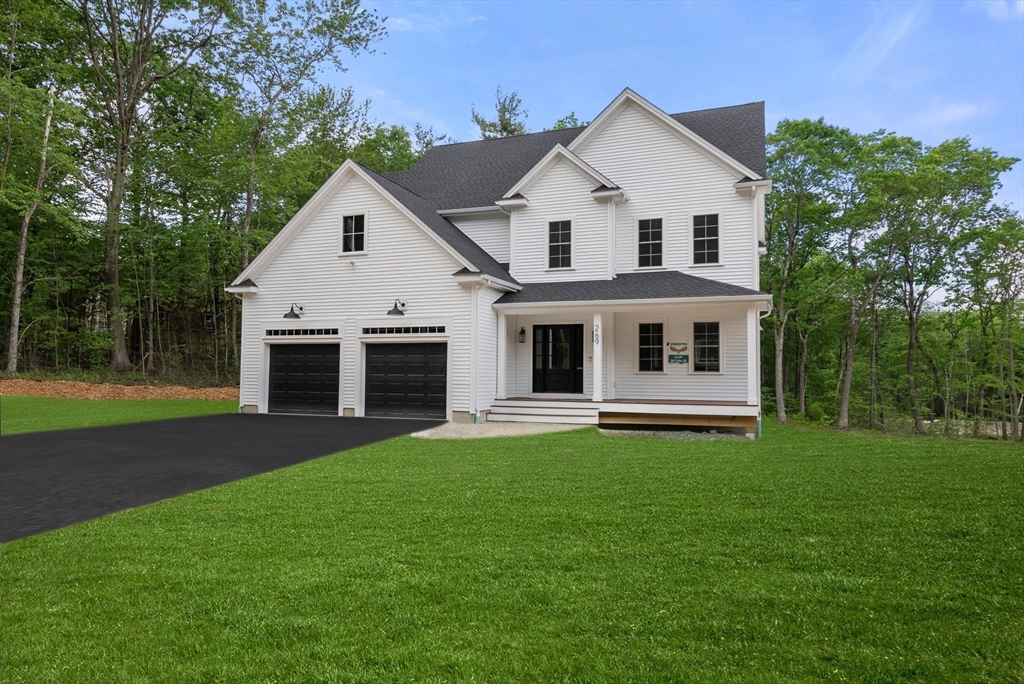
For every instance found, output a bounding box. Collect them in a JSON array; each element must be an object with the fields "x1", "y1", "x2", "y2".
[
  {"x1": 497, "y1": 311, "x2": 508, "y2": 400},
  {"x1": 592, "y1": 311, "x2": 604, "y2": 402},
  {"x1": 747, "y1": 306, "x2": 759, "y2": 405}
]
